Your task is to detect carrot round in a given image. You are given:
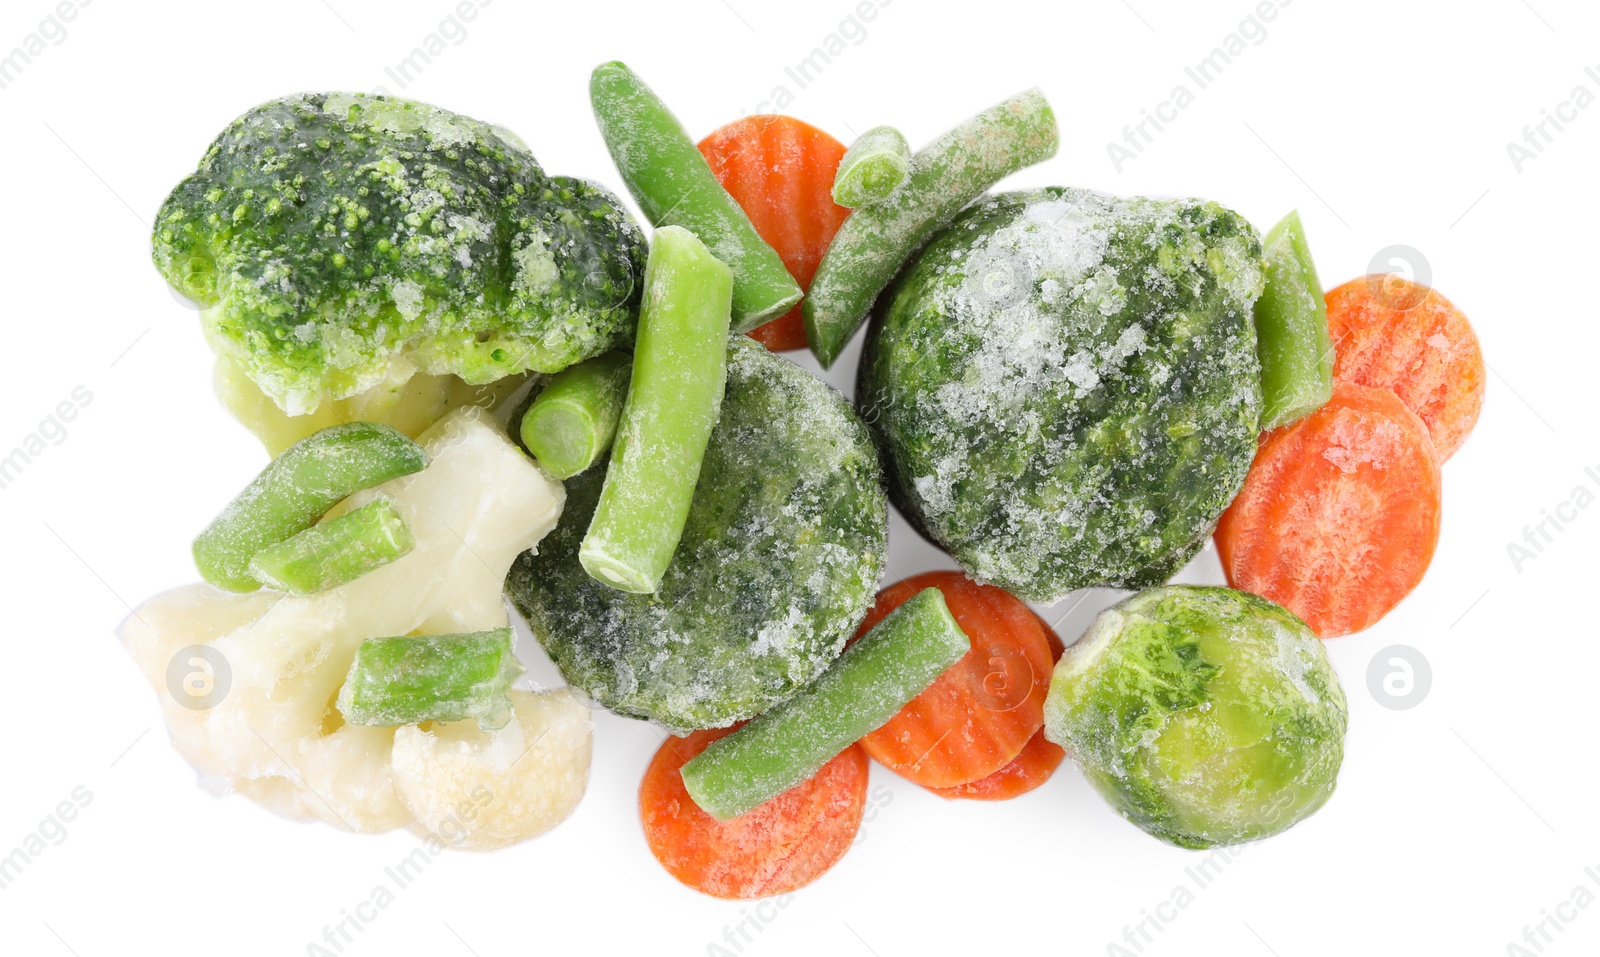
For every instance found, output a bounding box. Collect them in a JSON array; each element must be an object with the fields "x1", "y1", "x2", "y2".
[
  {"x1": 926, "y1": 729, "x2": 1066, "y2": 801},
  {"x1": 640, "y1": 726, "x2": 868, "y2": 899},
  {"x1": 698, "y1": 115, "x2": 851, "y2": 351},
  {"x1": 1325, "y1": 275, "x2": 1484, "y2": 460},
  {"x1": 857, "y1": 571, "x2": 1054, "y2": 789},
  {"x1": 1215, "y1": 382, "x2": 1443, "y2": 638},
  {"x1": 928, "y1": 616, "x2": 1068, "y2": 801}
]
